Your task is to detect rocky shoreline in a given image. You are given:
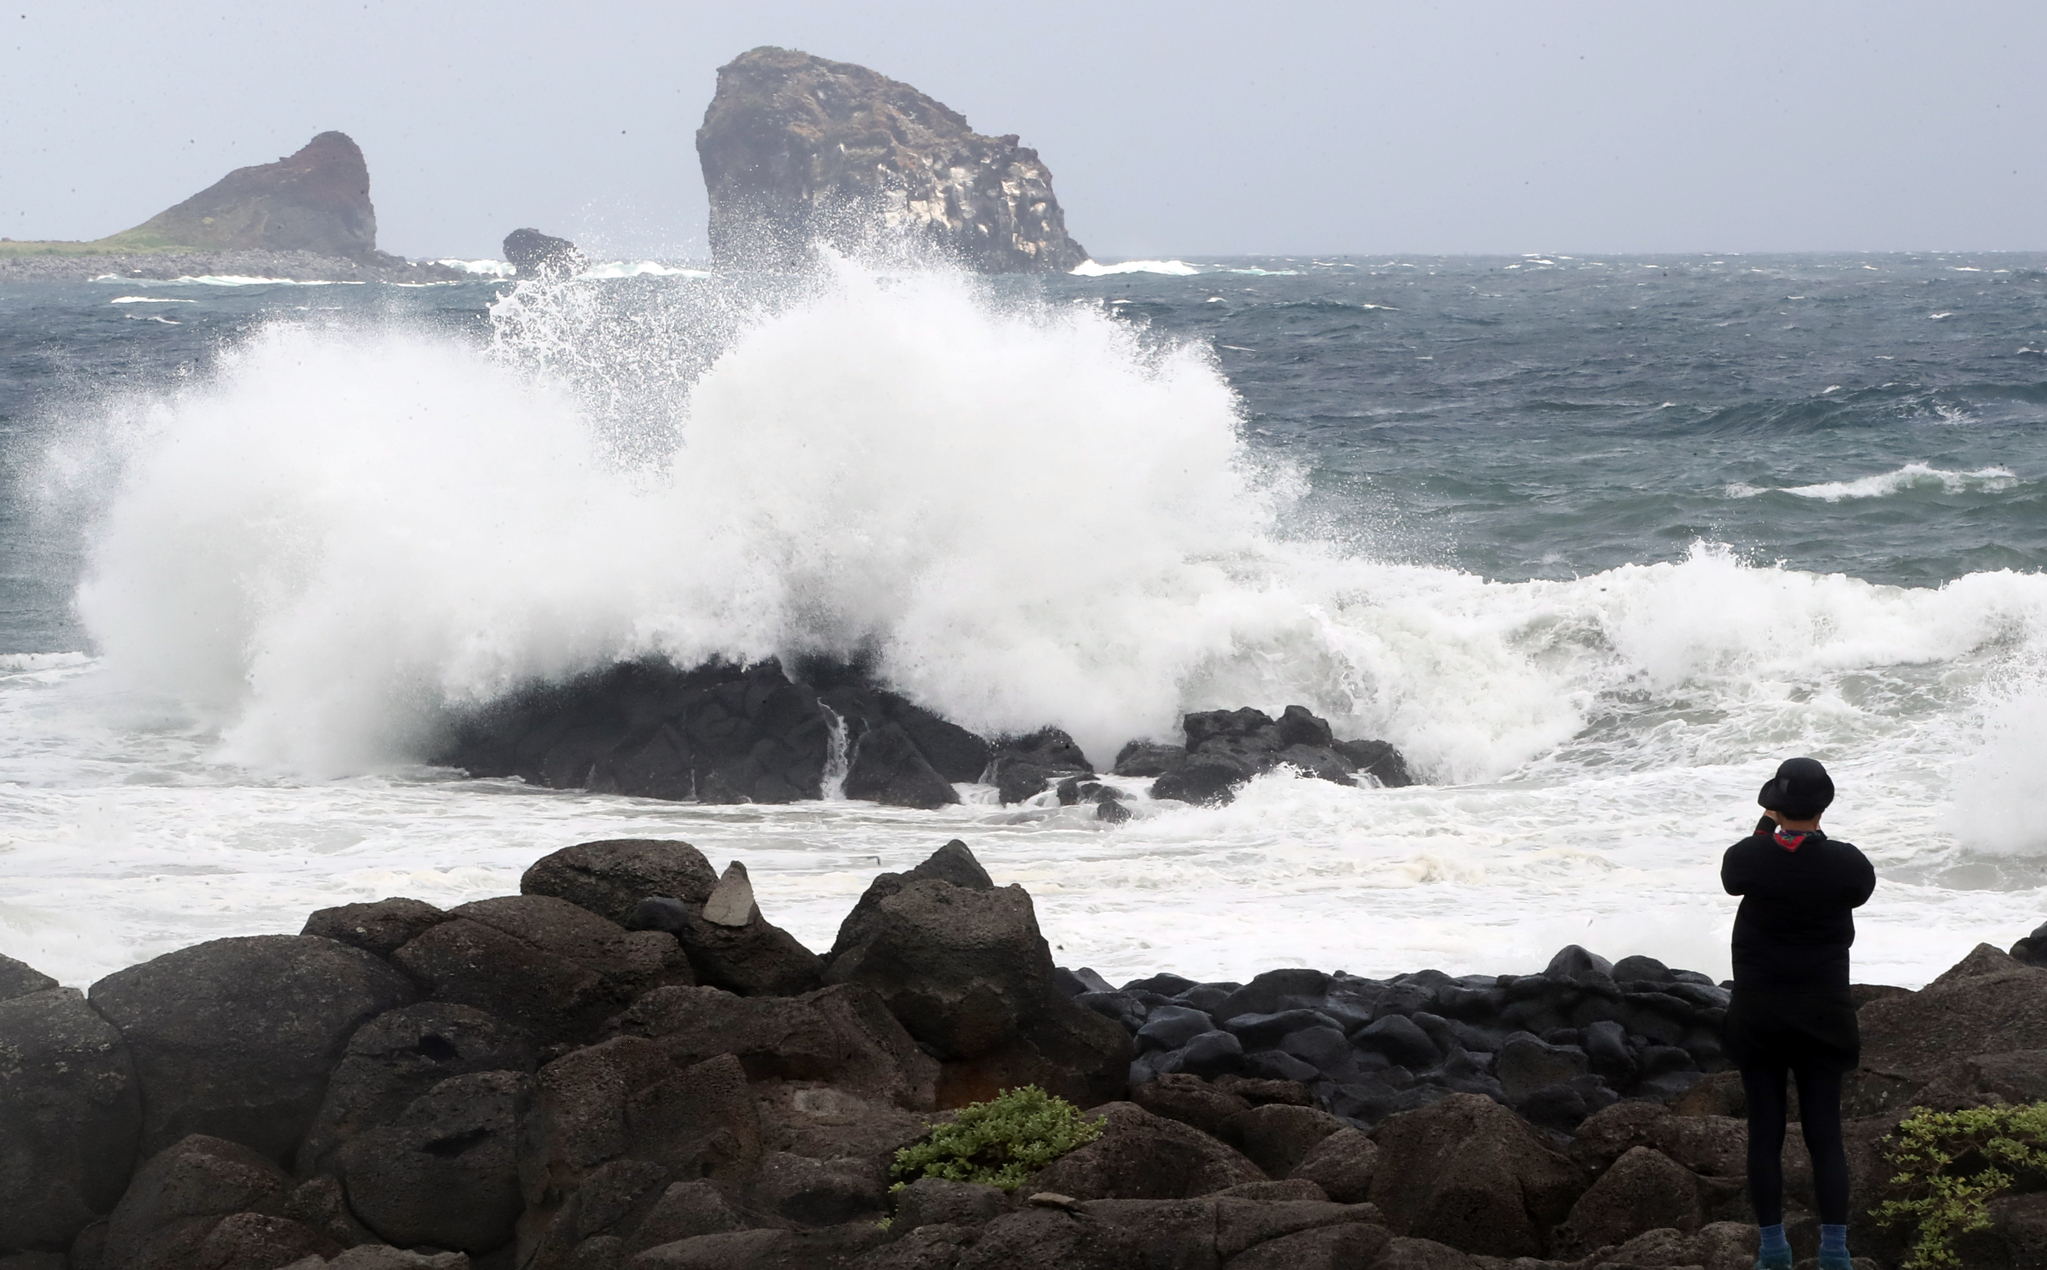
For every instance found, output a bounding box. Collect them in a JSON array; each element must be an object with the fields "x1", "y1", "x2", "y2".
[
  {"x1": 6, "y1": 836, "x2": 2047, "y2": 1269},
  {"x1": 0, "y1": 249, "x2": 471, "y2": 285}
]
